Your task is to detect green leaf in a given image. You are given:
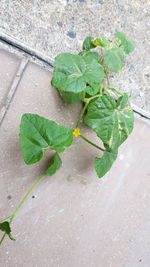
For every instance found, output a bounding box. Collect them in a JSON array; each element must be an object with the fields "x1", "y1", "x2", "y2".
[
  {"x1": 58, "y1": 90, "x2": 85, "y2": 104},
  {"x1": 0, "y1": 221, "x2": 15, "y2": 241},
  {"x1": 79, "y1": 50, "x2": 100, "y2": 61},
  {"x1": 84, "y1": 94, "x2": 134, "y2": 149},
  {"x1": 19, "y1": 114, "x2": 73, "y2": 165},
  {"x1": 104, "y1": 47, "x2": 125, "y2": 72},
  {"x1": 82, "y1": 36, "x2": 96, "y2": 50},
  {"x1": 94, "y1": 149, "x2": 118, "y2": 178},
  {"x1": 51, "y1": 53, "x2": 105, "y2": 94},
  {"x1": 85, "y1": 82, "x2": 100, "y2": 96},
  {"x1": 92, "y1": 37, "x2": 110, "y2": 49},
  {"x1": 45, "y1": 153, "x2": 62, "y2": 176},
  {"x1": 115, "y1": 32, "x2": 135, "y2": 54}
]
